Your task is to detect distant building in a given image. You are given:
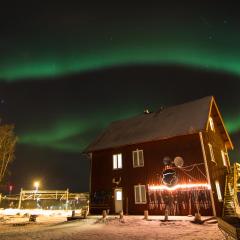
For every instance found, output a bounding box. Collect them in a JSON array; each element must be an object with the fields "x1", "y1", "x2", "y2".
[{"x1": 85, "y1": 96, "x2": 235, "y2": 216}]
